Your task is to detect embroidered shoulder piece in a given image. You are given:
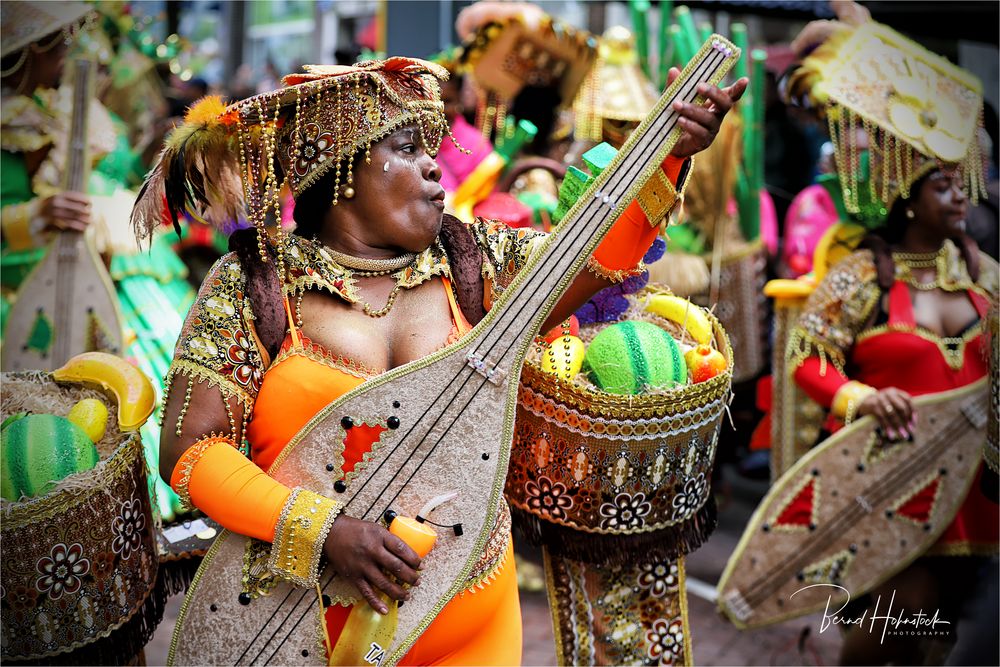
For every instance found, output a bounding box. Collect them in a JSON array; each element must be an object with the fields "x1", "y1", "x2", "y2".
[
  {"x1": 0, "y1": 93, "x2": 56, "y2": 153},
  {"x1": 281, "y1": 235, "x2": 452, "y2": 301},
  {"x1": 787, "y1": 250, "x2": 881, "y2": 376},
  {"x1": 977, "y1": 251, "x2": 999, "y2": 299},
  {"x1": 469, "y1": 218, "x2": 548, "y2": 306},
  {"x1": 166, "y1": 253, "x2": 265, "y2": 409}
]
